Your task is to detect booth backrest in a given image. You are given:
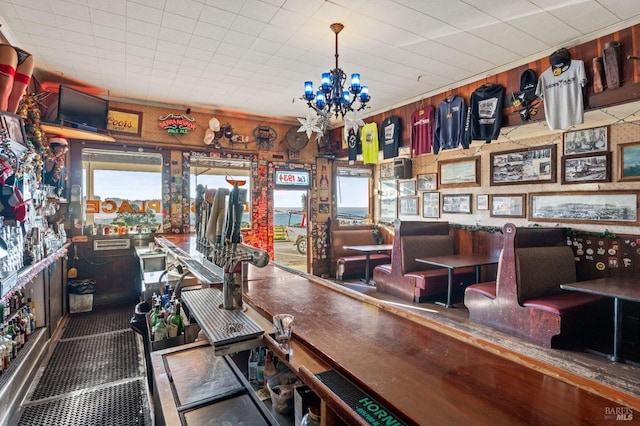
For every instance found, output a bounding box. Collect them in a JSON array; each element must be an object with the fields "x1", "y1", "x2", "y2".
[
  {"x1": 331, "y1": 228, "x2": 378, "y2": 258},
  {"x1": 515, "y1": 246, "x2": 576, "y2": 304},
  {"x1": 401, "y1": 235, "x2": 454, "y2": 274}
]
